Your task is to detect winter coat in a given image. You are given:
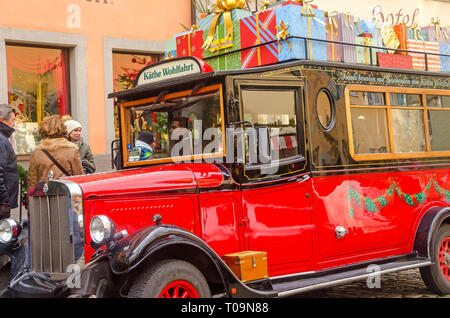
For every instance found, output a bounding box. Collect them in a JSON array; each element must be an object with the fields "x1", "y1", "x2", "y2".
[
  {"x1": 73, "y1": 139, "x2": 96, "y2": 173},
  {"x1": 0, "y1": 121, "x2": 18, "y2": 209},
  {"x1": 27, "y1": 137, "x2": 84, "y2": 188}
]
